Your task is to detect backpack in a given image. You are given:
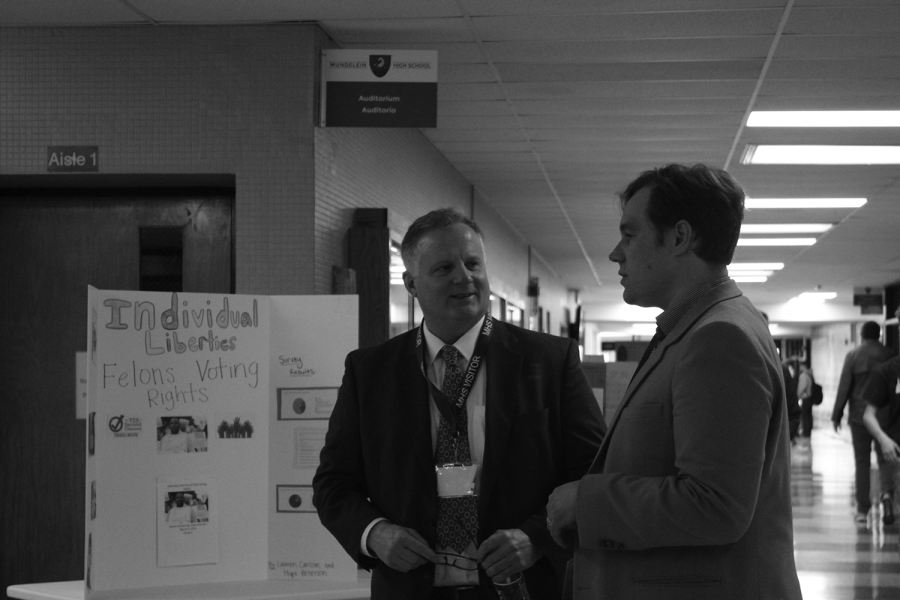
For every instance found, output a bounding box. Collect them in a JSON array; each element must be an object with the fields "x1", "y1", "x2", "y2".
[{"x1": 810, "y1": 382, "x2": 824, "y2": 405}]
